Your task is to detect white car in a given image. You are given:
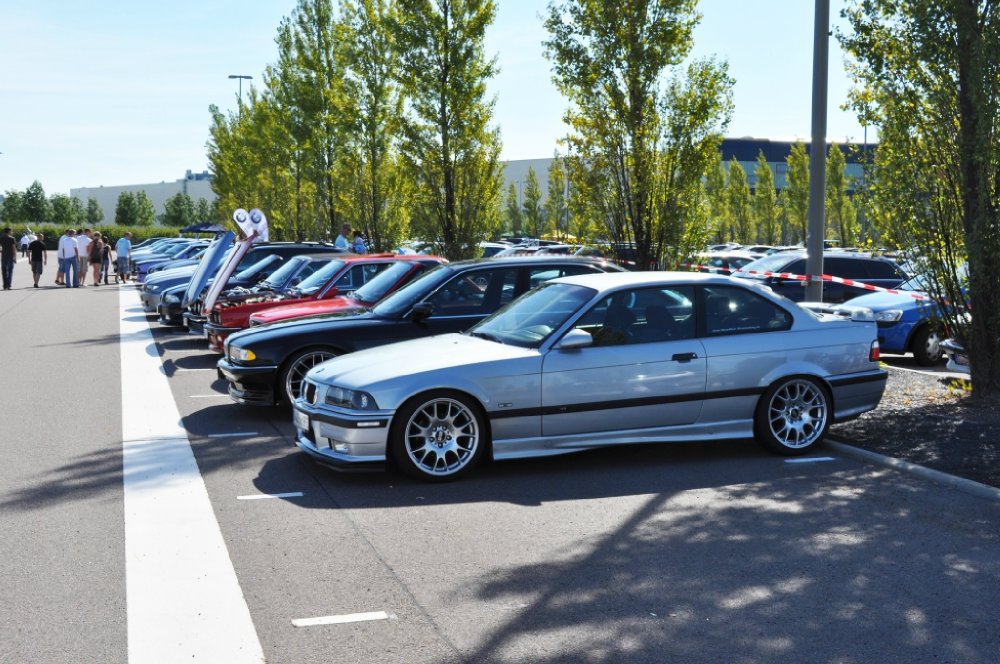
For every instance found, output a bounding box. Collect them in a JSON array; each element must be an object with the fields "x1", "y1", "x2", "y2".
[{"x1": 293, "y1": 272, "x2": 887, "y2": 481}]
